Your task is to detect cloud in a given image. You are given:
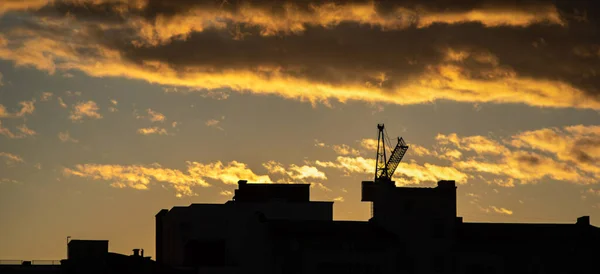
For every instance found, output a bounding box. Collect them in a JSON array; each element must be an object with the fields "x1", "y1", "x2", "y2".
[
  {"x1": 58, "y1": 131, "x2": 78, "y2": 143},
  {"x1": 16, "y1": 124, "x2": 36, "y2": 136},
  {"x1": 40, "y1": 92, "x2": 53, "y2": 101},
  {"x1": 0, "y1": 1, "x2": 597, "y2": 110},
  {"x1": 360, "y1": 138, "x2": 379, "y2": 151},
  {"x1": 63, "y1": 162, "x2": 205, "y2": 197},
  {"x1": 311, "y1": 182, "x2": 332, "y2": 192},
  {"x1": 314, "y1": 155, "x2": 467, "y2": 185},
  {"x1": 137, "y1": 127, "x2": 168, "y2": 135},
  {"x1": 69, "y1": 101, "x2": 102, "y2": 121},
  {"x1": 332, "y1": 144, "x2": 360, "y2": 156},
  {"x1": 108, "y1": 99, "x2": 118, "y2": 112},
  {"x1": 63, "y1": 160, "x2": 275, "y2": 197},
  {"x1": 147, "y1": 108, "x2": 165, "y2": 122},
  {"x1": 0, "y1": 121, "x2": 36, "y2": 139},
  {"x1": 490, "y1": 206, "x2": 513, "y2": 215},
  {"x1": 436, "y1": 133, "x2": 508, "y2": 155},
  {"x1": 205, "y1": 117, "x2": 224, "y2": 130},
  {"x1": 263, "y1": 160, "x2": 327, "y2": 182},
  {"x1": 220, "y1": 190, "x2": 233, "y2": 196},
  {"x1": 65, "y1": 91, "x2": 82, "y2": 97},
  {"x1": 435, "y1": 125, "x2": 600, "y2": 186},
  {"x1": 0, "y1": 100, "x2": 36, "y2": 118},
  {"x1": 0, "y1": 152, "x2": 25, "y2": 165},
  {"x1": 57, "y1": 97, "x2": 67, "y2": 108},
  {"x1": 333, "y1": 196, "x2": 345, "y2": 202}
]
